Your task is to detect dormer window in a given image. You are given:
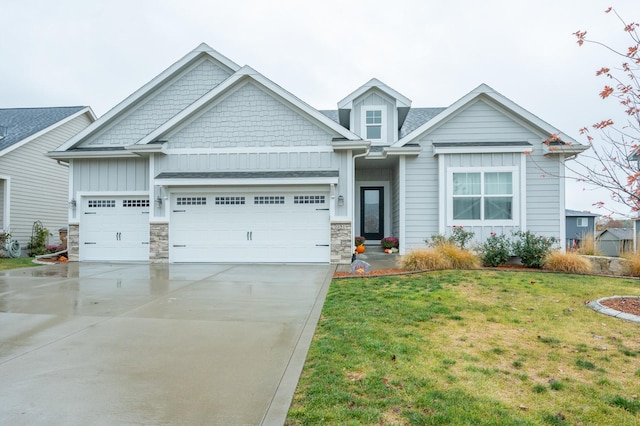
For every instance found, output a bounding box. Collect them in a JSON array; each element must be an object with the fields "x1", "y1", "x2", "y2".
[{"x1": 363, "y1": 107, "x2": 385, "y2": 142}]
